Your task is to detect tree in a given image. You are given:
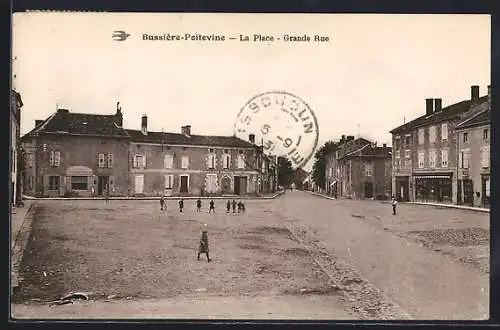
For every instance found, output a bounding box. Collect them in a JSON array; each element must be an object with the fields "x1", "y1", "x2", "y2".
[
  {"x1": 311, "y1": 140, "x2": 337, "y2": 190},
  {"x1": 277, "y1": 156, "x2": 294, "y2": 187}
]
